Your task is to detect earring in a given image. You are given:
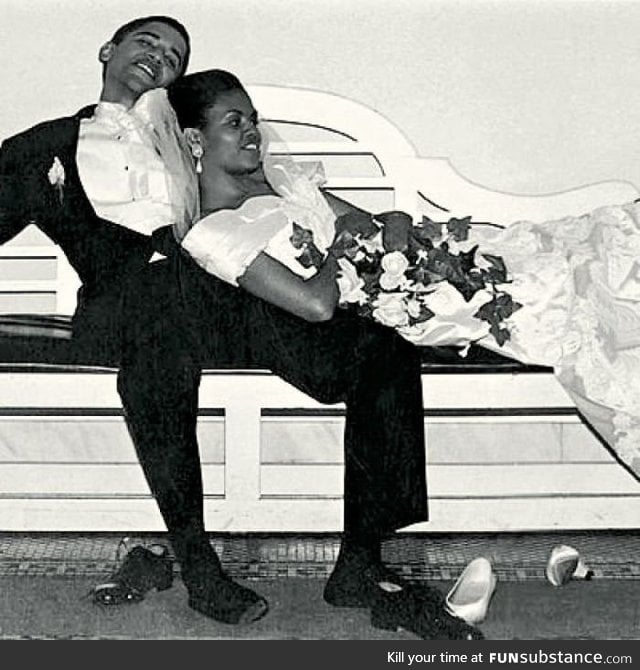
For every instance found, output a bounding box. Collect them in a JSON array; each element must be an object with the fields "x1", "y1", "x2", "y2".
[{"x1": 192, "y1": 144, "x2": 203, "y2": 174}]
